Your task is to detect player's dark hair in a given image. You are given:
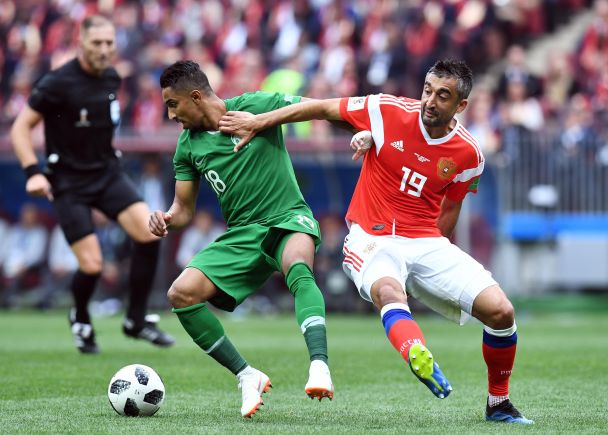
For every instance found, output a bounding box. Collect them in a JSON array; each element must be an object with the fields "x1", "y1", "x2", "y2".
[
  {"x1": 427, "y1": 59, "x2": 473, "y2": 100},
  {"x1": 159, "y1": 60, "x2": 213, "y2": 95},
  {"x1": 81, "y1": 15, "x2": 113, "y2": 34}
]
